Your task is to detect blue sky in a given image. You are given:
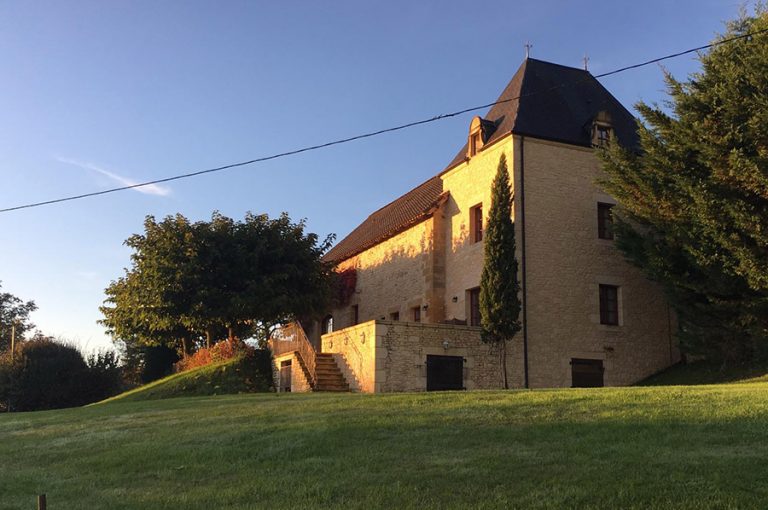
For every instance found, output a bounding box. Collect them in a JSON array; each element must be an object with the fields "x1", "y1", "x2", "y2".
[{"x1": 0, "y1": 0, "x2": 746, "y2": 352}]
